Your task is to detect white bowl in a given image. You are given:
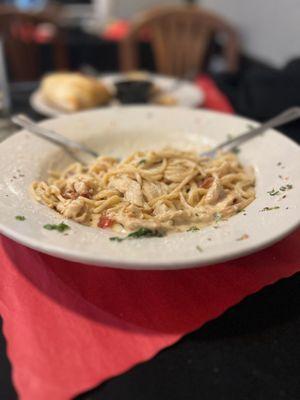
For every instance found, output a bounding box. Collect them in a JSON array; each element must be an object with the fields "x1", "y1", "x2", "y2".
[{"x1": 0, "y1": 106, "x2": 299, "y2": 269}]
